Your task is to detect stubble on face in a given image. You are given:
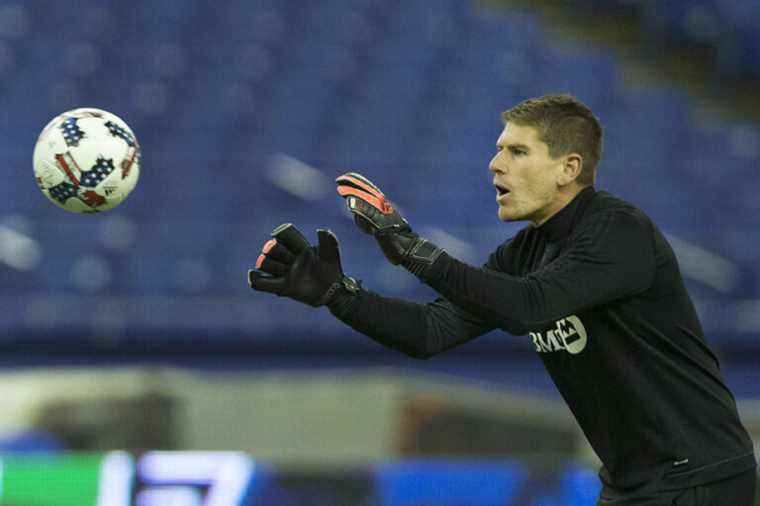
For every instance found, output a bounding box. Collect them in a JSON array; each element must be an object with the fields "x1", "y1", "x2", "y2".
[{"x1": 498, "y1": 178, "x2": 556, "y2": 224}]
